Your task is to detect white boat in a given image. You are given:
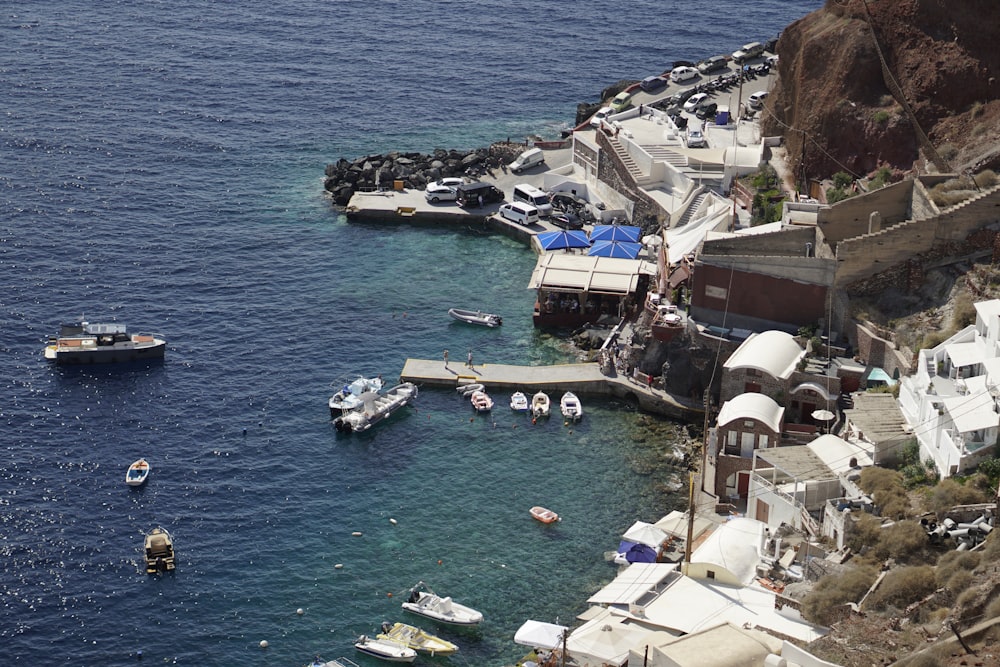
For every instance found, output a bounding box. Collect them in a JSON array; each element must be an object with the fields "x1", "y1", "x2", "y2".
[
  {"x1": 509, "y1": 391, "x2": 529, "y2": 412},
  {"x1": 560, "y1": 392, "x2": 583, "y2": 421},
  {"x1": 328, "y1": 375, "x2": 384, "y2": 417},
  {"x1": 125, "y1": 458, "x2": 151, "y2": 486},
  {"x1": 354, "y1": 635, "x2": 416, "y2": 663},
  {"x1": 144, "y1": 527, "x2": 176, "y2": 574},
  {"x1": 333, "y1": 383, "x2": 418, "y2": 433},
  {"x1": 401, "y1": 581, "x2": 484, "y2": 626},
  {"x1": 308, "y1": 657, "x2": 361, "y2": 667},
  {"x1": 44, "y1": 320, "x2": 166, "y2": 365},
  {"x1": 457, "y1": 382, "x2": 484, "y2": 397},
  {"x1": 448, "y1": 308, "x2": 502, "y2": 328},
  {"x1": 470, "y1": 389, "x2": 494, "y2": 412},
  {"x1": 531, "y1": 391, "x2": 551, "y2": 418},
  {"x1": 378, "y1": 621, "x2": 459, "y2": 656}
]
